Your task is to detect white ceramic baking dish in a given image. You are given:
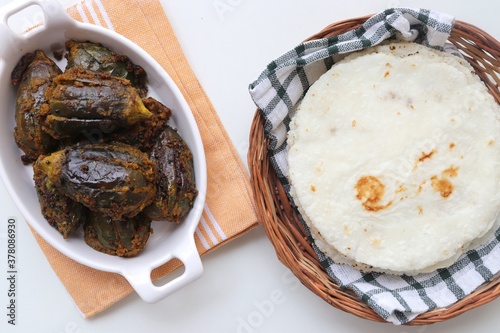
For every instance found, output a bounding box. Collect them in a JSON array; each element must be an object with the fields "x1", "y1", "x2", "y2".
[{"x1": 0, "y1": 0, "x2": 207, "y2": 303}]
